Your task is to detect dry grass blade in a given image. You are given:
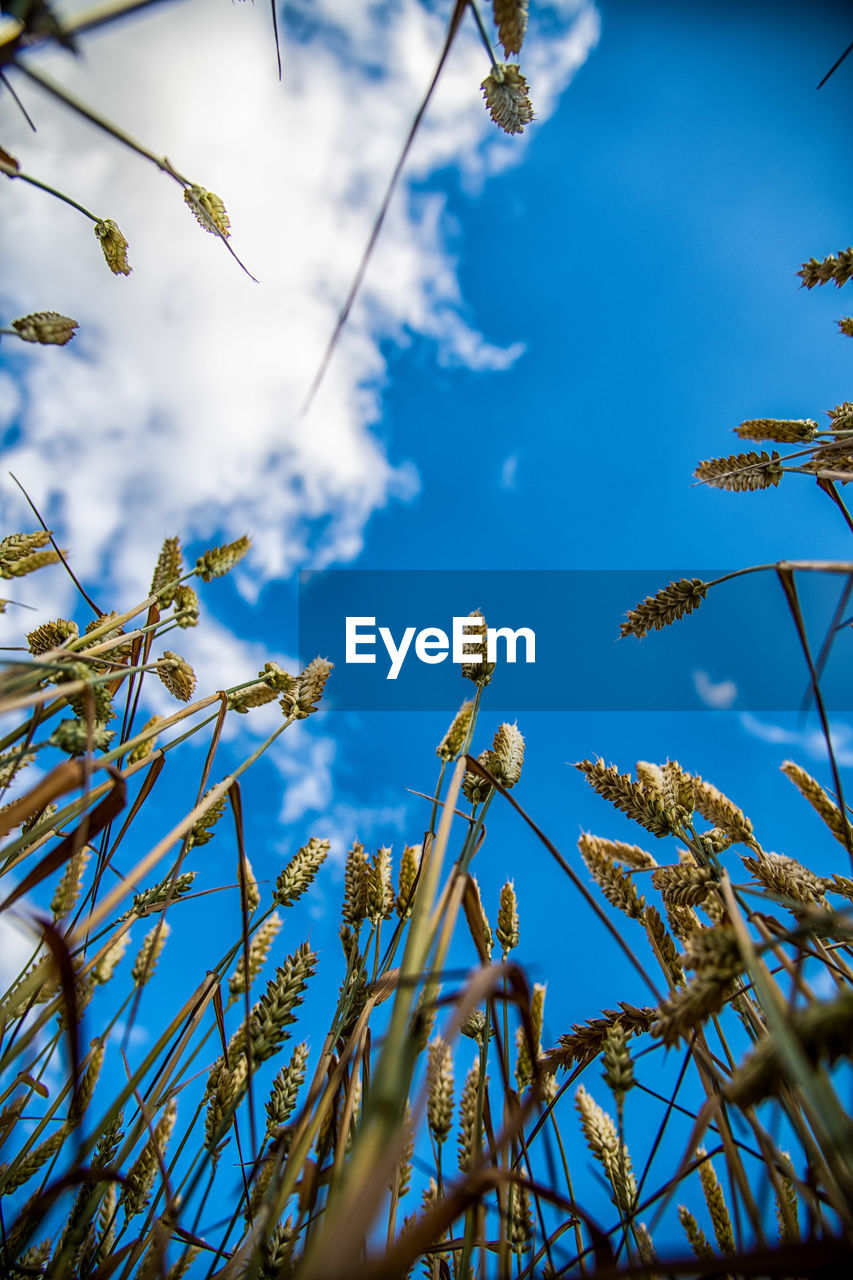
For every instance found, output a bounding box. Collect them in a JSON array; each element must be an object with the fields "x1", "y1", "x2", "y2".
[{"x1": 299, "y1": 0, "x2": 469, "y2": 417}]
